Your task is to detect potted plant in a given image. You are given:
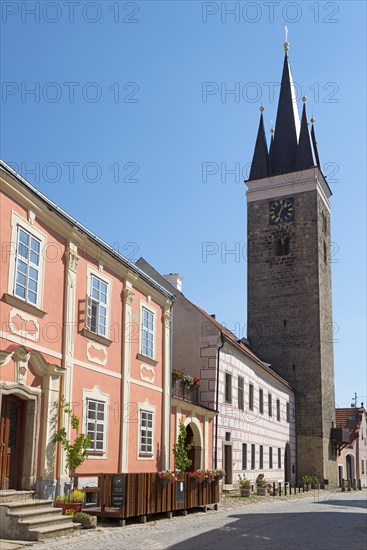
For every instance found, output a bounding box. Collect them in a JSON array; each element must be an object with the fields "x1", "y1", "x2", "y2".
[
  {"x1": 158, "y1": 470, "x2": 177, "y2": 485},
  {"x1": 65, "y1": 510, "x2": 97, "y2": 529},
  {"x1": 256, "y1": 474, "x2": 267, "y2": 496},
  {"x1": 54, "y1": 397, "x2": 91, "y2": 511},
  {"x1": 238, "y1": 474, "x2": 251, "y2": 497},
  {"x1": 189, "y1": 470, "x2": 208, "y2": 484},
  {"x1": 55, "y1": 489, "x2": 85, "y2": 514},
  {"x1": 301, "y1": 474, "x2": 313, "y2": 491},
  {"x1": 213, "y1": 468, "x2": 225, "y2": 481}
]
